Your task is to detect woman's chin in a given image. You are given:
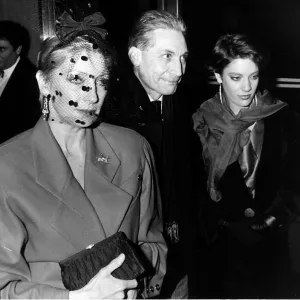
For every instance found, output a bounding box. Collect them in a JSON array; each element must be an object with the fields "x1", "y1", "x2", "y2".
[{"x1": 71, "y1": 115, "x2": 99, "y2": 127}]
